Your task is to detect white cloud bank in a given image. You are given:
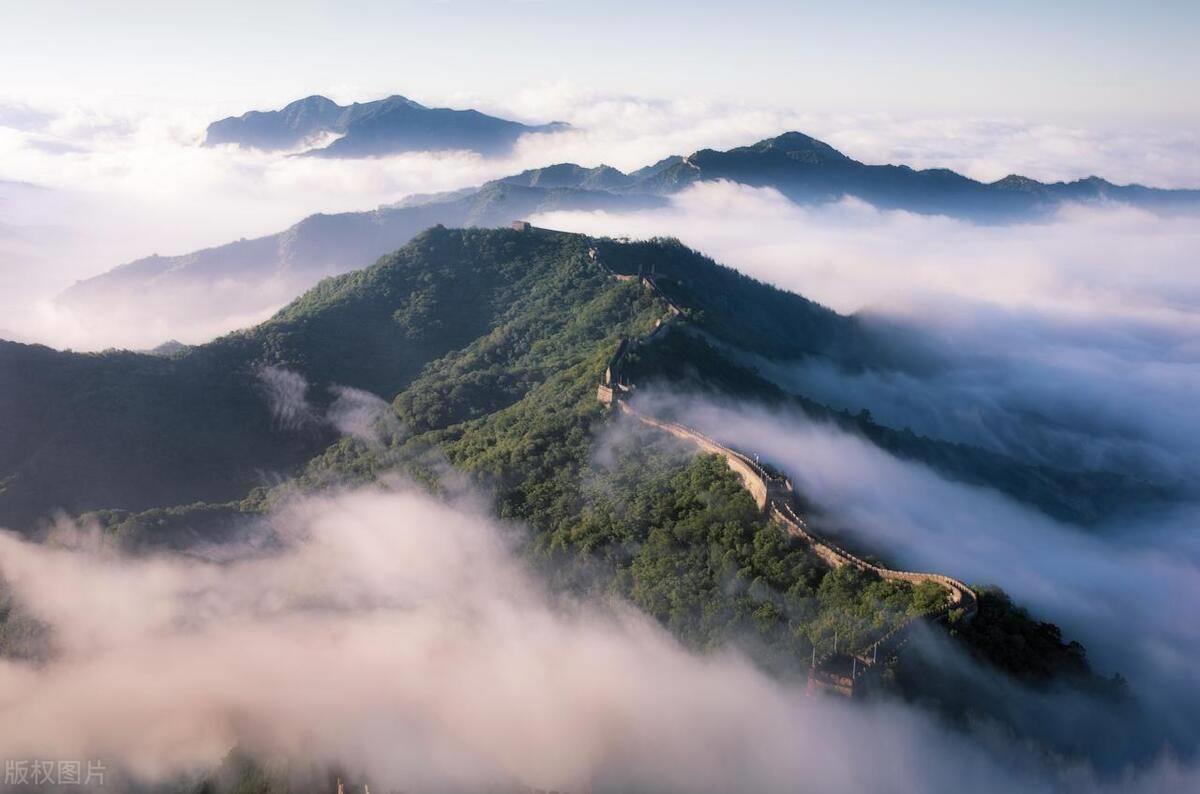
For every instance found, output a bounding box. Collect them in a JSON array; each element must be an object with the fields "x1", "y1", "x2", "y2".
[
  {"x1": 626, "y1": 391, "x2": 1200, "y2": 770},
  {"x1": 536, "y1": 176, "x2": 1200, "y2": 778},
  {"x1": 534, "y1": 183, "x2": 1200, "y2": 484},
  {"x1": 536, "y1": 180, "x2": 1200, "y2": 324},
  {"x1": 0, "y1": 484, "x2": 1148, "y2": 793}
]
